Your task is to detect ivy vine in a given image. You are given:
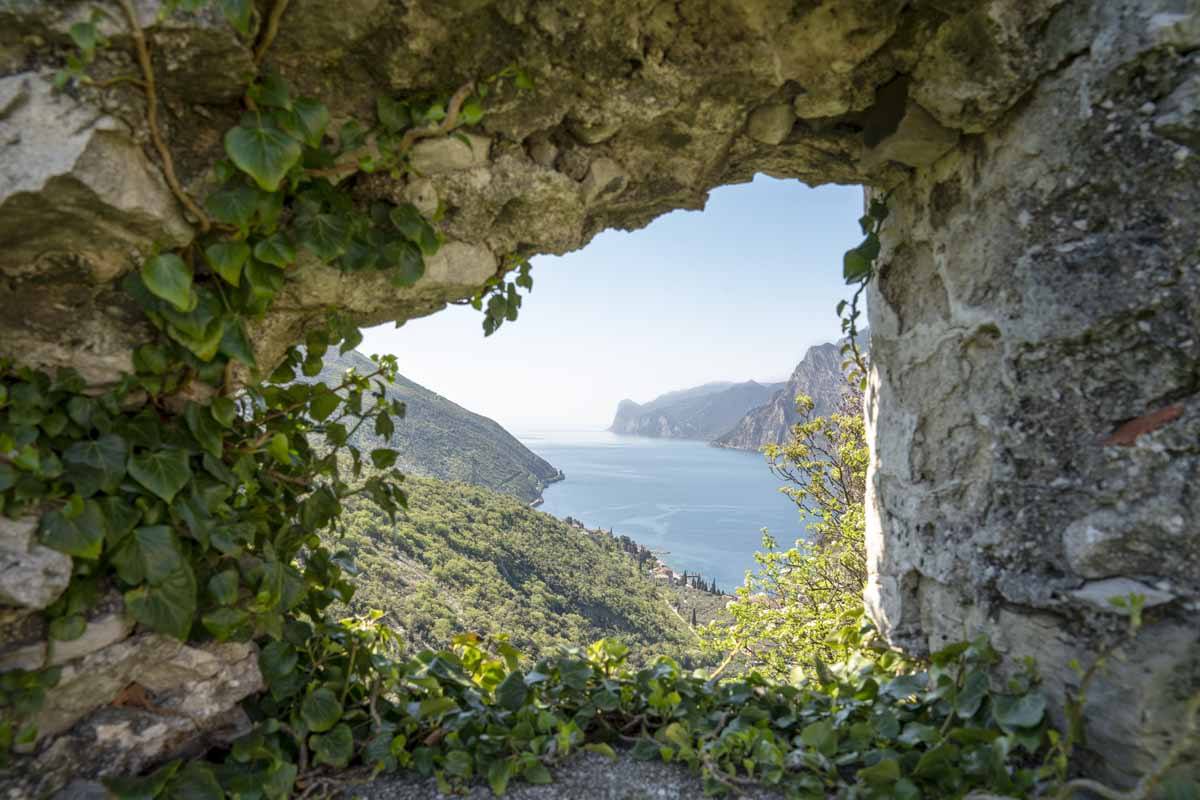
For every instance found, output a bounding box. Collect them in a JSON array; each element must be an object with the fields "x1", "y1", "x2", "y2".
[{"x1": 837, "y1": 193, "x2": 889, "y2": 388}]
